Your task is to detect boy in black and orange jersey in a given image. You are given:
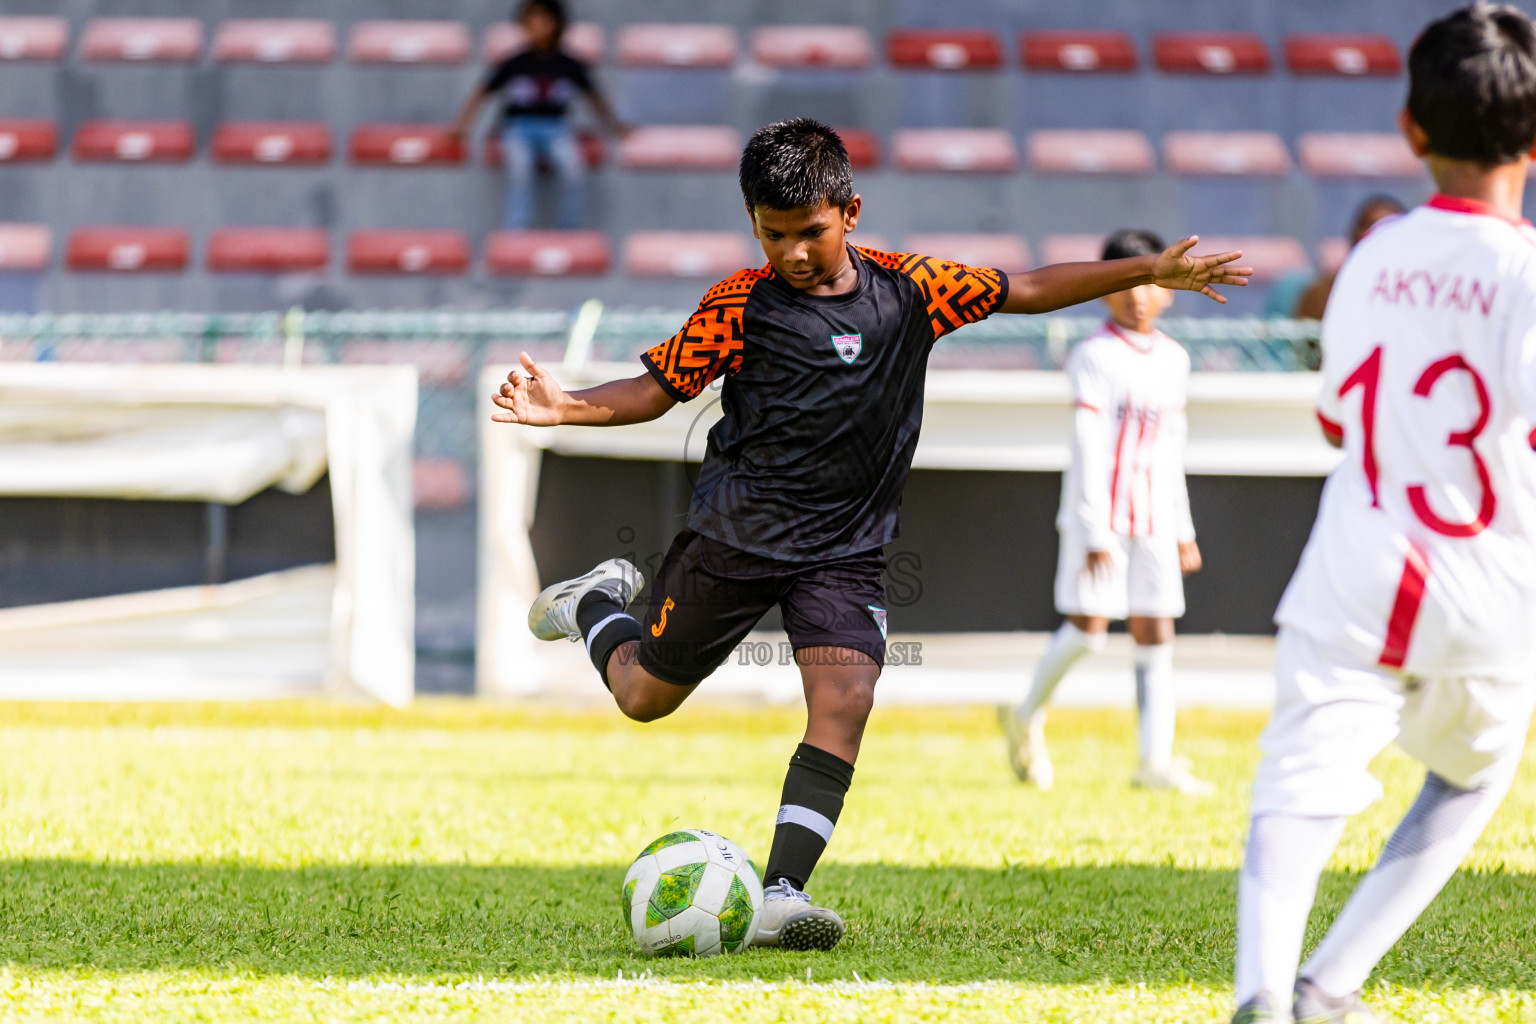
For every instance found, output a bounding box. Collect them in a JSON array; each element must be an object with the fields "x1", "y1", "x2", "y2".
[{"x1": 493, "y1": 118, "x2": 1250, "y2": 950}]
